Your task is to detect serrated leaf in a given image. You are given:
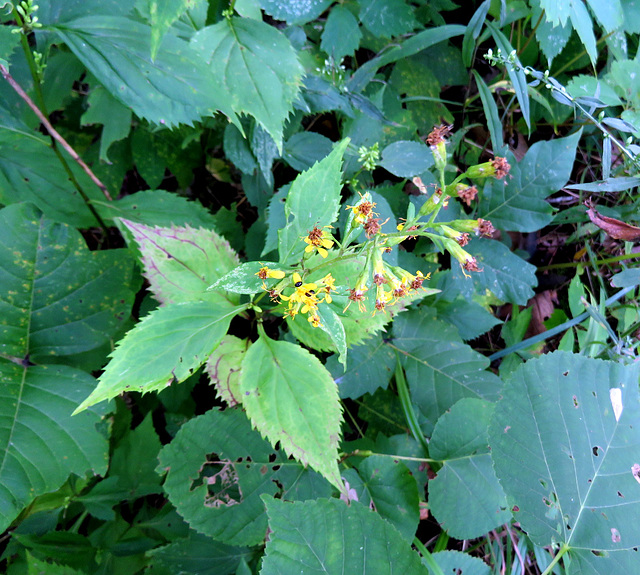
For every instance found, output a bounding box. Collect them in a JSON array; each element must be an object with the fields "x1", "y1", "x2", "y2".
[
  {"x1": 489, "y1": 352, "x2": 640, "y2": 551},
  {"x1": 158, "y1": 408, "x2": 321, "y2": 546},
  {"x1": 379, "y1": 140, "x2": 434, "y2": 178},
  {"x1": 207, "y1": 261, "x2": 285, "y2": 295},
  {"x1": 26, "y1": 551, "x2": 85, "y2": 575},
  {"x1": 352, "y1": 456, "x2": 420, "y2": 541},
  {"x1": 321, "y1": 5, "x2": 362, "y2": 60},
  {"x1": 479, "y1": 131, "x2": 581, "y2": 232},
  {"x1": 429, "y1": 399, "x2": 510, "y2": 539},
  {"x1": 450, "y1": 238, "x2": 537, "y2": 305},
  {"x1": 74, "y1": 302, "x2": 244, "y2": 412},
  {"x1": 204, "y1": 335, "x2": 249, "y2": 407},
  {"x1": 278, "y1": 139, "x2": 349, "y2": 264},
  {"x1": 570, "y1": 0, "x2": 597, "y2": 64},
  {"x1": 359, "y1": 0, "x2": 417, "y2": 39},
  {"x1": 52, "y1": 16, "x2": 236, "y2": 128},
  {"x1": 316, "y1": 304, "x2": 348, "y2": 368},
  {"x1": 261, "y1": 497, "x2": 430, "y2": 574},
  {"x1": 142, "y1": 0, "x2": 195, "y2": 60},
  {"x1": 148, "y1": 531, "x2": 253, "y2": 575},
  {"x1": 326, "y1": 334, "x2": 396, "y2": 399},
  {"x1": 240, "y1": 332, "x2": 344, "y2": 492},
  {"x1": 259, "y1": 0, "x2": 331, "y2": 24},
  {"x1": 121, "y1": 219, "x2": 239, "y2": 306},
  {"x1": 393, "y1": 308, "x2": 502, "y2": 433},
  {"x1": 535, "y1": 10, "x2": 572, "y2": 64},
  {"x1": 95, "y1": 190, "x2": 218, "y2": 228},
  {"x1": 0, "y1": 132, "x2": 106, "y2": 228},
  {"x1": 191, "y1": 17, "x2": 303, "y2": 150}
]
